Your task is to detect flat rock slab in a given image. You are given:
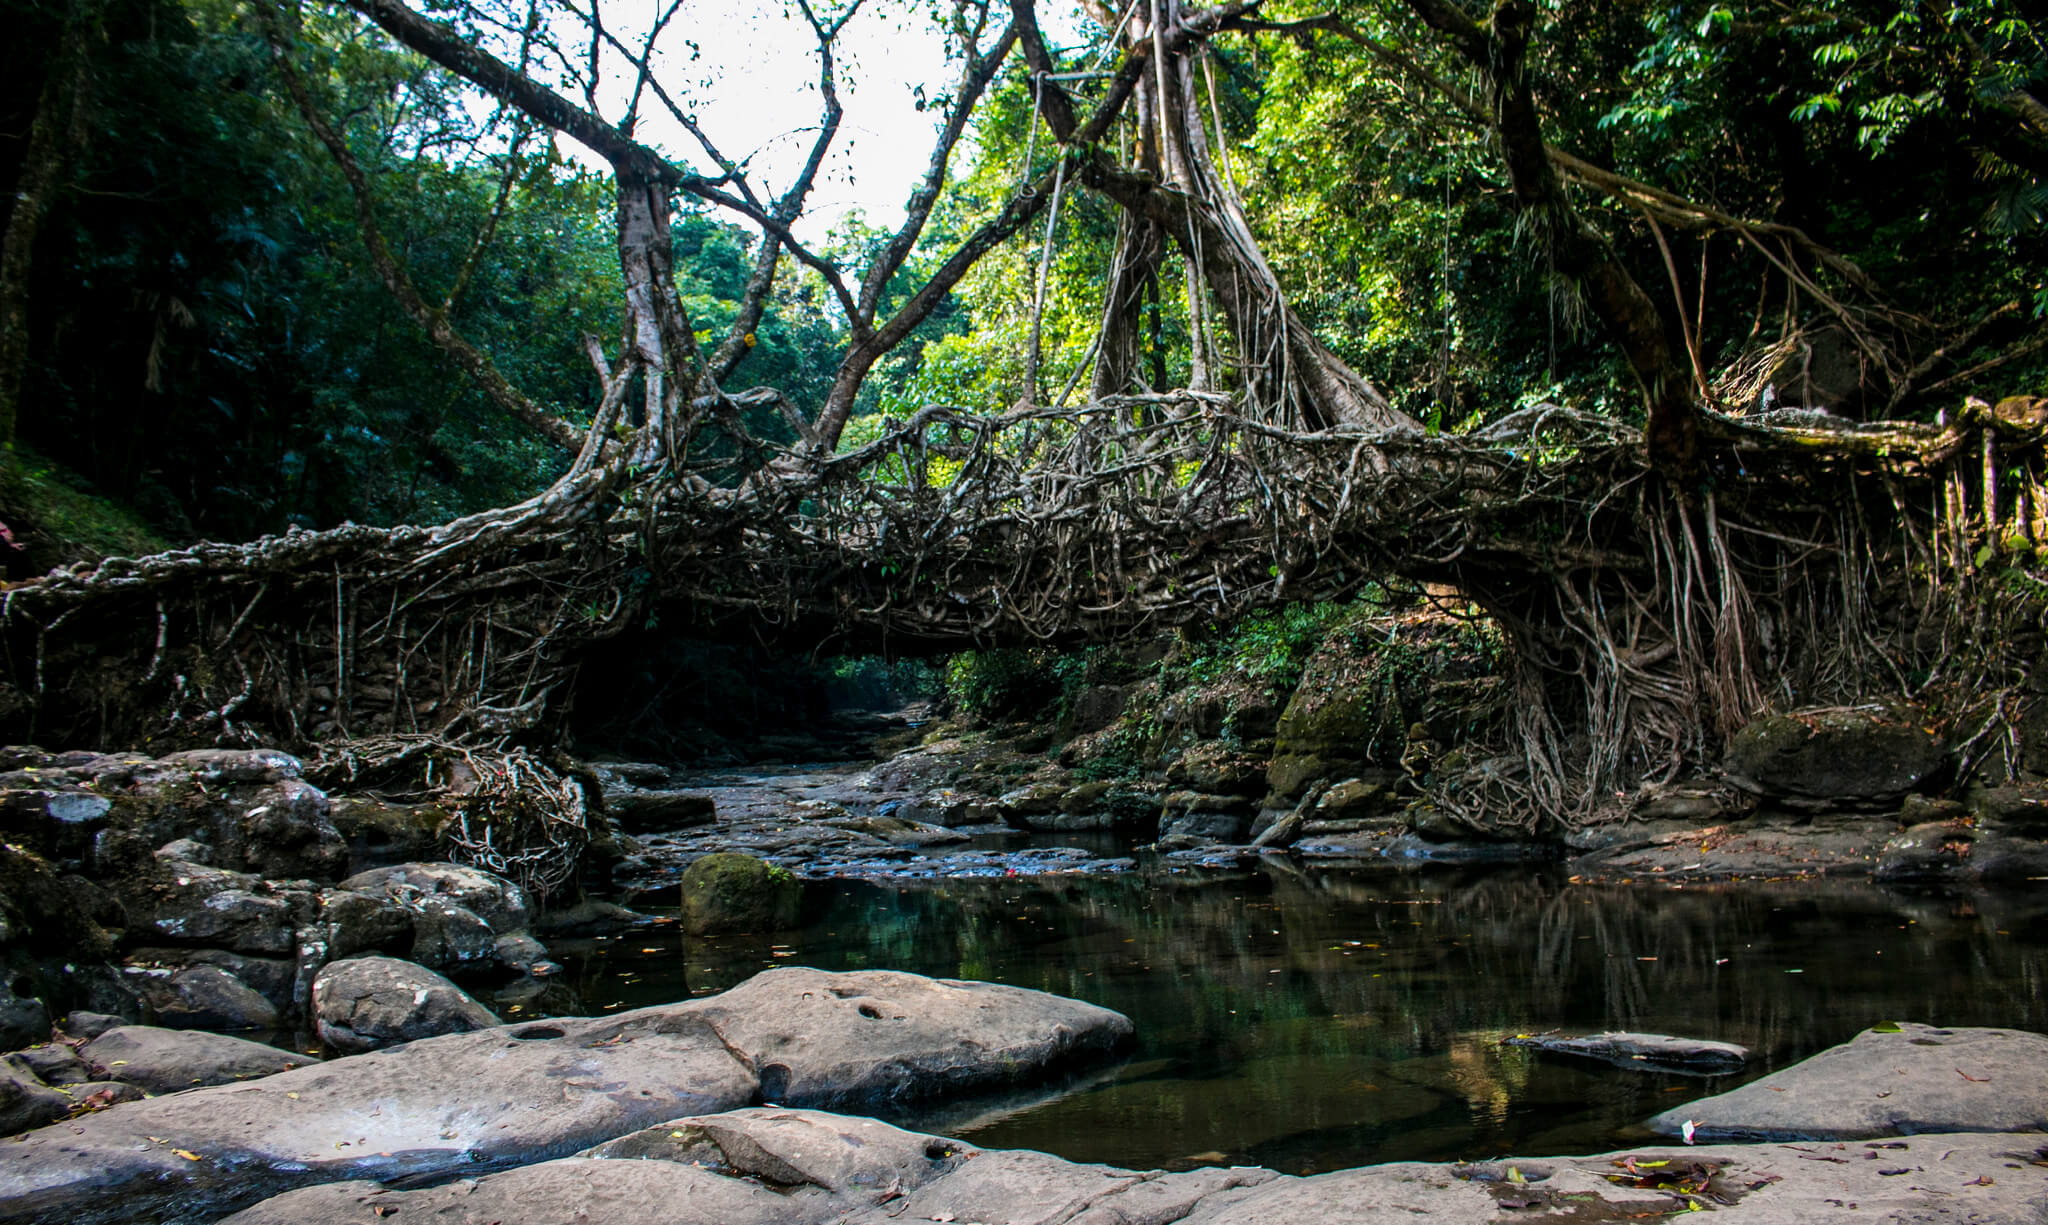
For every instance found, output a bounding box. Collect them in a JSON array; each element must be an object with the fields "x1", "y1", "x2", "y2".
[
  {"x1": 1649, "y1": 1023, "x2": 2048, "y2": 1141},
  {"x1": 0, "y1": 968, "x2": 1130, "y2": 1225},
  {"x1": 78, "y1": 1025, "x2": 316, "y2": 1094},
  {"x1": 220, "y1": 1110, "x2": 2048, "y2": 1225},
  {"x1": 1504, "y1": 1030, "x2": 1748, "y2": 1075},
  {"x1": 683, "y1": 966, "x2": 1133, "y2": 1107}
]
